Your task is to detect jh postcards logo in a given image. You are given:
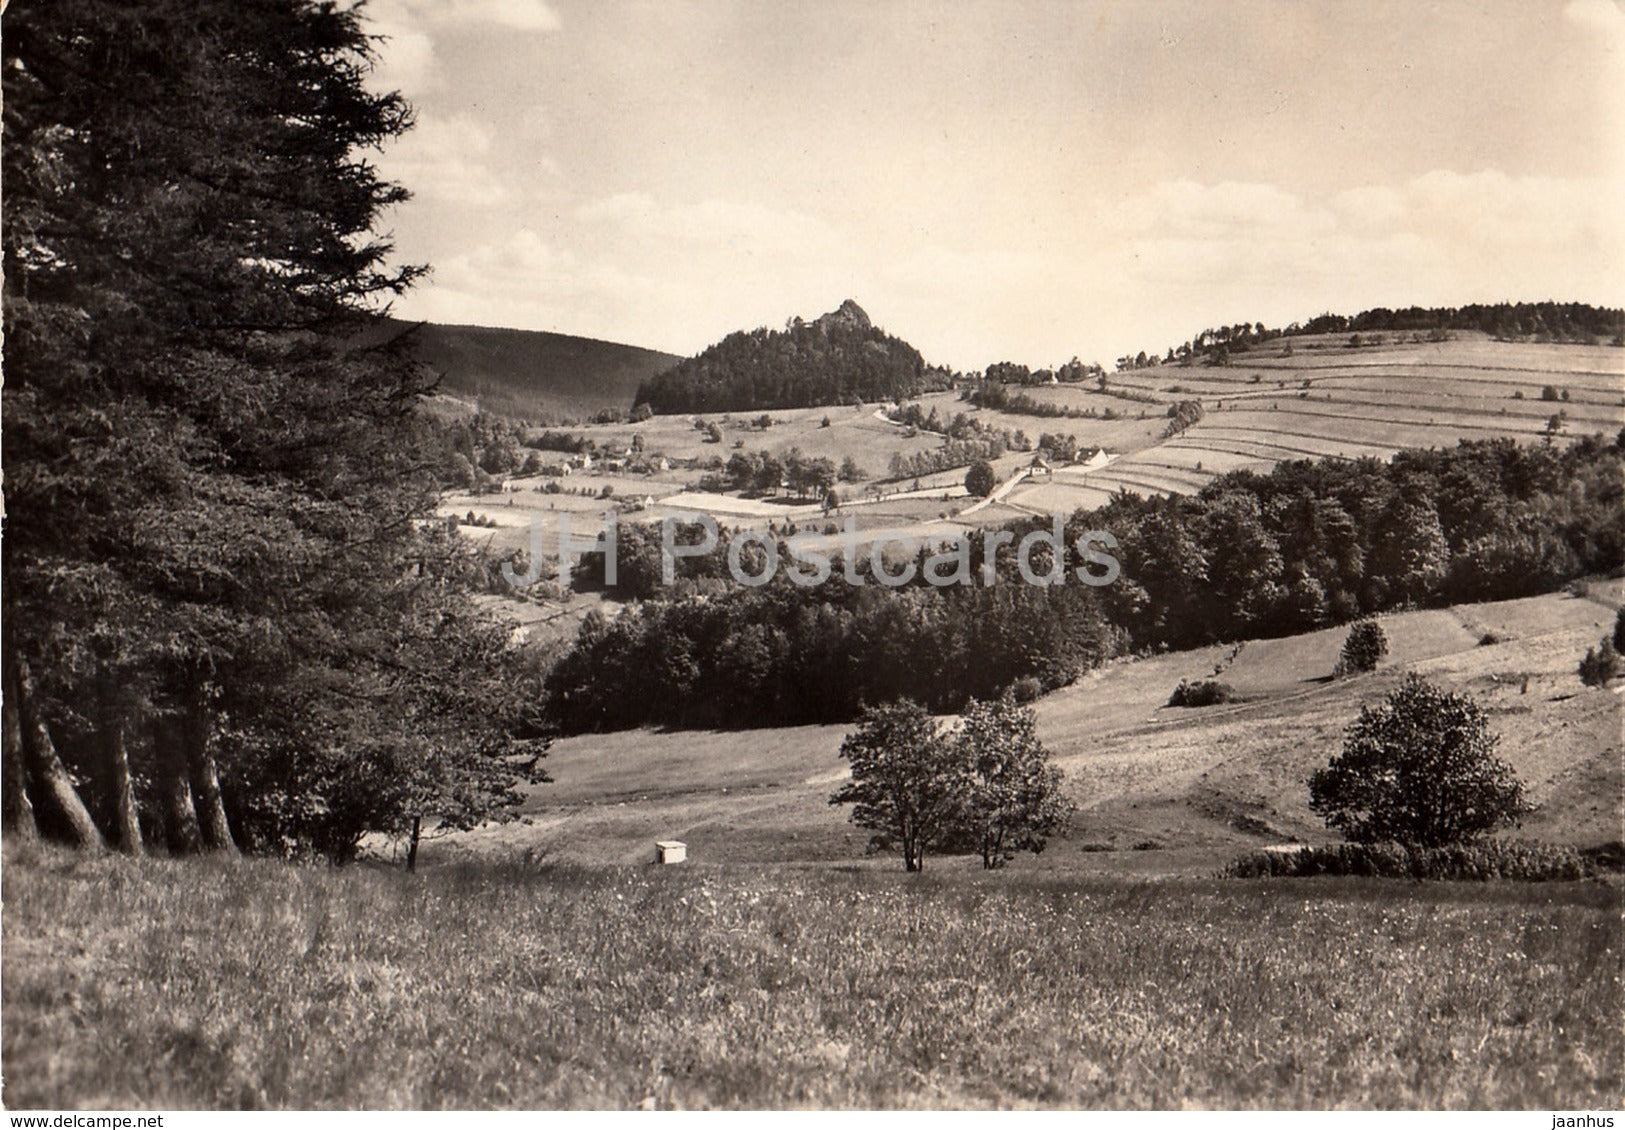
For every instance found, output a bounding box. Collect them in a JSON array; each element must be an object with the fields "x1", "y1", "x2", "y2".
[{"x1": 501, "y1": 512, "x2": 1120, "y2": 591}]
